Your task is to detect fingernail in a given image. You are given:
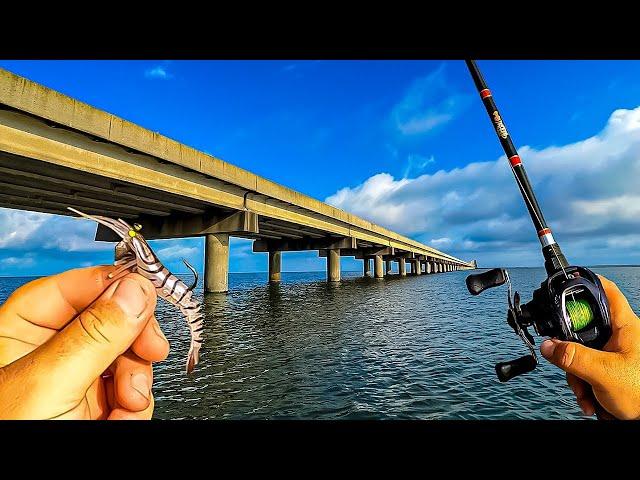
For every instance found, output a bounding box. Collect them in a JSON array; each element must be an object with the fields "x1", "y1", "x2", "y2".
[
  {"x1": 540, "y1": 339, "x2": 556, "y2": 359},
  {"x1": 131, "y1": 373, "x2": 150, "y2": 400},
  {"x1": 112, "y1": 278, "x2": 147, "y2": 317}
]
